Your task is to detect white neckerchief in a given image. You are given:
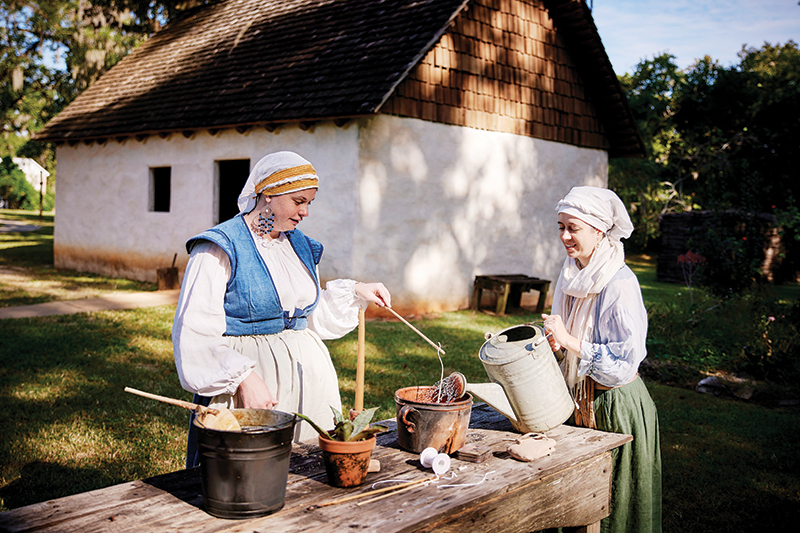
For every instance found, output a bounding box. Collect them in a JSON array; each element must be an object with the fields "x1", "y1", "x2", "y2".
[{"x1": 552, "y1": 235, "x2": 625, "y2": 395}]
